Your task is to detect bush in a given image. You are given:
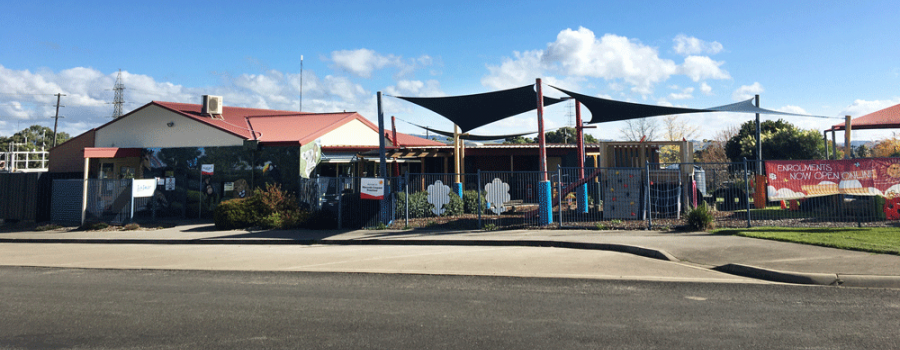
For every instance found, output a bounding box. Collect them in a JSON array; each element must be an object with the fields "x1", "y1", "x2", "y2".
[
  {"x1": 443, "y1": 193, "x2": 463, "y2": 216},
  {"x1": 213, "y1": 184, "x2": 307, "y2": 230},
  {"x1": 462, "y1": 190, "x2": 486, "y2": 214},
  {"x1": 685, "y1": 202, "x2": 715, "y2": 231},
  {"x1": 123, "y1": 223, "x2": 140, "y2": 231},
  {"x1": 35, "y1": 224, "x2": 62, "y2": 231},
  {"x1": 81, "y1": 222, "x2": 109, "y2": 231},
  {"x1": 396, "y1": 191, "x2": 432, "y2": 218}
]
